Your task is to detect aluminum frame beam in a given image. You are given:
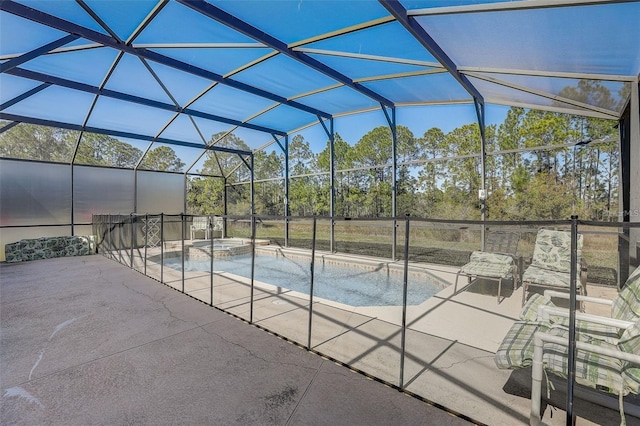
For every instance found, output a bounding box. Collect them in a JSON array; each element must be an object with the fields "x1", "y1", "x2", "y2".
[
  {"x1": 379, "y1": 0, "x2": 484, "y2": 104},
  {"x1": 0, "y1": 43, "x2": 103, "y2": 60},
  {"x1": 408, "y1": 0, "x2": 637, "y2": 16},
  {"x1": 0, "y1": 0, "x2": 331, "y2": 120},
  {"x1": 0, "y1": 113, "x2": 252, "y2": 156},
  {"x1": 126, "y1": 0, "x2": 168, "y2": 45},
  {"x1": 0, "y1": 121, "x2": 19, "y2": 135},
  {"x1": 485, "y1": 98, "x2": 621, "y2": 120},
  {"x1": 382, "y1": 105, "x2": 398, "y2": 260},
  {"x1": 132, "y1": 43, "x2": 265, "y2": 49},
  {"x1": 317, "y1": 117, "x2": 335, "y2": 252},
  {"x1": 289, "y1": 16, "x2": 395, "y2": 49},
  {"x1": 0, "y1": 83, "x2": 50, "y2": 111},
  {"x1": 177, "y1": 0, "x2": 395, "y2": 108},
  {"x1": 474, "y1": 99, "x2": 487, "y2": 248},
  {"x1": 292, "y1": 47, "x2": 443, "y2": 69},
  {"x1": 0, "y1": 34, "x2": 79, "y2": 73},
  {"x1": 458, "y1": 66, "x2": 636, "y2": 82},
  {"x1": 5, "y1": 67, "x2": 286, "y2": 136},
  {"x1": 465, "y1": 71, "x2": 620, "y2": 119}
]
